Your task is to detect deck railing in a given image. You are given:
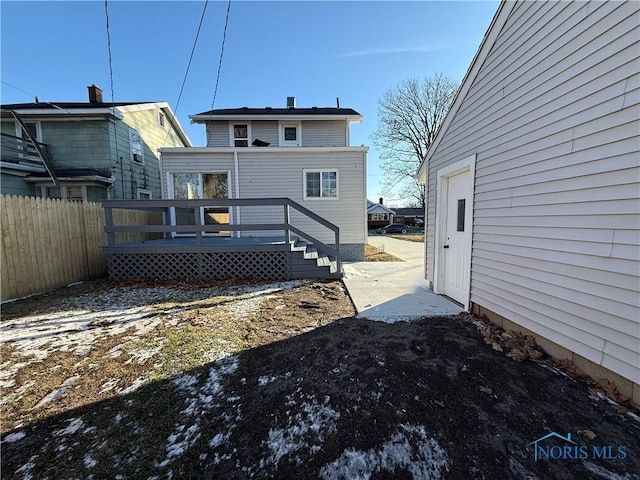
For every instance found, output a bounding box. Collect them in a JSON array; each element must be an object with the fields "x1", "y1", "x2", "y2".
[
  {"x1": 102, "y1": 198, "x2": 342, "y2": 272},
  {"x1": 0, "y1": 133, "x2": 51, "y2": 172}
]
